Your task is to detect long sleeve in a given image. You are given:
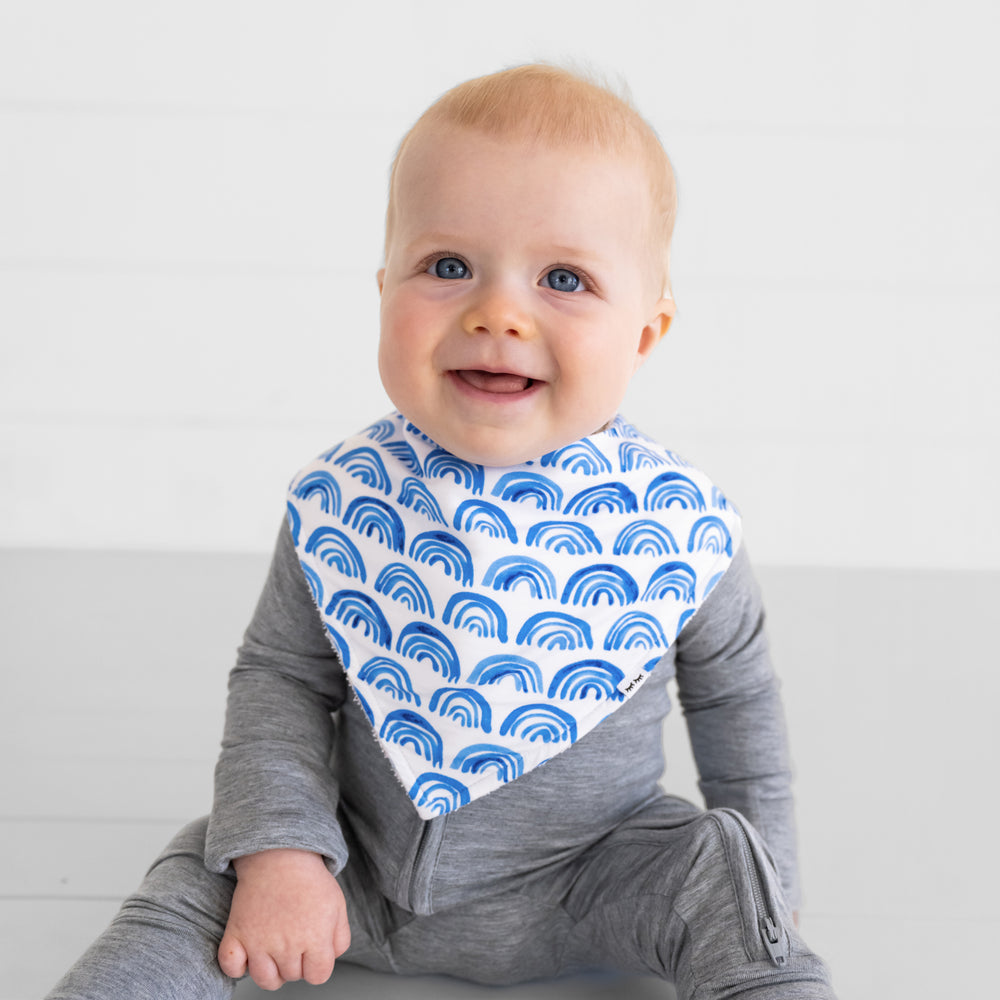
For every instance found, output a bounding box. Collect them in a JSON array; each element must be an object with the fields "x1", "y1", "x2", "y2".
[
  {"x1": 673, "y1": 545, "x2": 801, "y2": 907},
  {"x1": 204, "y1": 521, "x2": 351, "y2": 875}
]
